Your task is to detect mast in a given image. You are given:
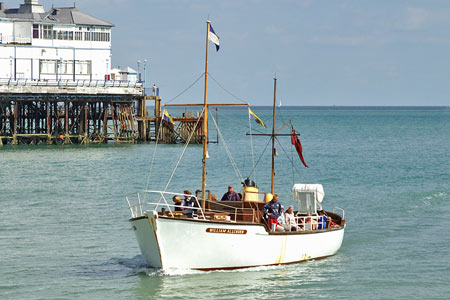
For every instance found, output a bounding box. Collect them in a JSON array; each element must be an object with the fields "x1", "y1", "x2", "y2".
[
  {"x1": 271, "y1": 77, "x2": 277, "y2": 195},
  {"x1": 201, "y1": 21, "x2": 210, "y2": 210}
]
